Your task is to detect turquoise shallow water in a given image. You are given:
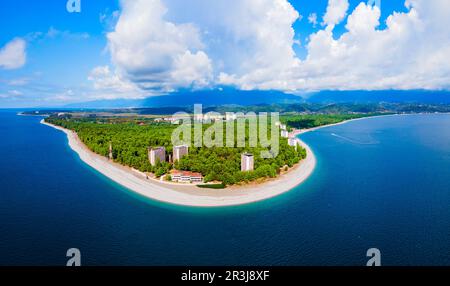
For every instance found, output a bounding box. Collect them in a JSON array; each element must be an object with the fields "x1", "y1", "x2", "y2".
[{"x1": 0, "y1": 111, "x2": 449, "y2": 265}]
